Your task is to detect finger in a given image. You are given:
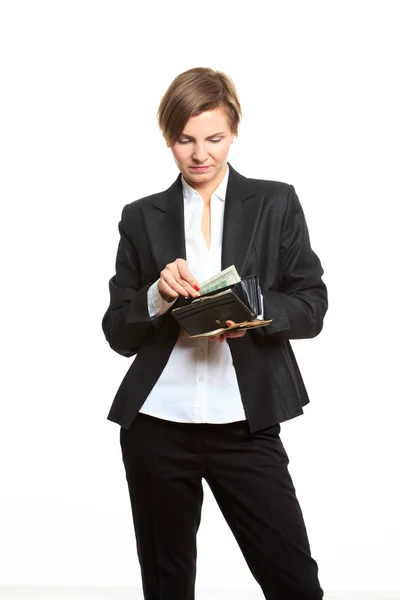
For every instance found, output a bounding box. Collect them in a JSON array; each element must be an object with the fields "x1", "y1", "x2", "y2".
[
  {"x1": 227, "y1": 330, "x2": 247, "y2": 338},
  {"x1": 225, "y1": 320, "x2": 246, "y2": 337},
  {"x1": 158, "y1": 279, "x2": 180, "y2": 301},
  {"x1": 217, "y1": 321, "x2": 235, "y2": 342},
  {"x1": 165, "y1": 262, "x2": 199, "y2": 297},
  {"x1": 176, "y1": 259, "x2": 201, "y2": 295},
  {"x1": 211, "y1": 332, "x2": 225, "y2": 342},
  {"x1": 219, "y1": 331, "x2": 246, "y2": 342},
  {"x1": 161, "y1": 270, "x2": 194, "y2": 298}
]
